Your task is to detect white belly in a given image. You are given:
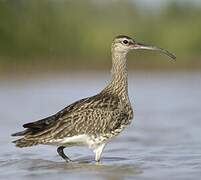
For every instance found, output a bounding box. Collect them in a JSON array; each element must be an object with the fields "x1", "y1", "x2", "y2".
[
  {"x1": 50, "y1": 134, "x2": 90, "y2": 147},
  {"x1": 47, "y1": 134, "x2": 108, "y2": 151}
]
